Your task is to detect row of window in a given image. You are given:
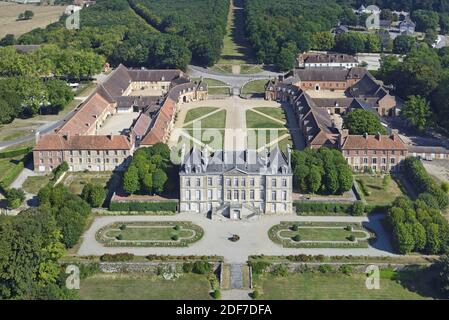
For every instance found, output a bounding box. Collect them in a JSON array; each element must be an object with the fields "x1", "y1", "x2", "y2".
[
  {"x1": 39, "y1": 150, "x2": 127, "y2": 157},
  {"x1": 184, "y1": 177, "x2": 288, "y2": 188},
  {"x1": 185, "y1": 202, "x2": 288, "y2": 213},
  {"x1": 348, "y1": 157, "x2": 397, "y2": 165},
  {"x1": 185, "y1": 189, "x2": 288, "y2": 201},
  {"x1": 344, "y1": 150, "x2": 406, "y2": 156}
]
